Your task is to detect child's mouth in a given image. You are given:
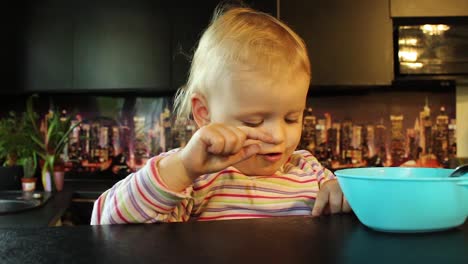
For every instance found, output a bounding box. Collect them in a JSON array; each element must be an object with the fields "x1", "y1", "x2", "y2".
[{"x1": 260, "y1": 153, "x2": 283, "y2": 162}]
